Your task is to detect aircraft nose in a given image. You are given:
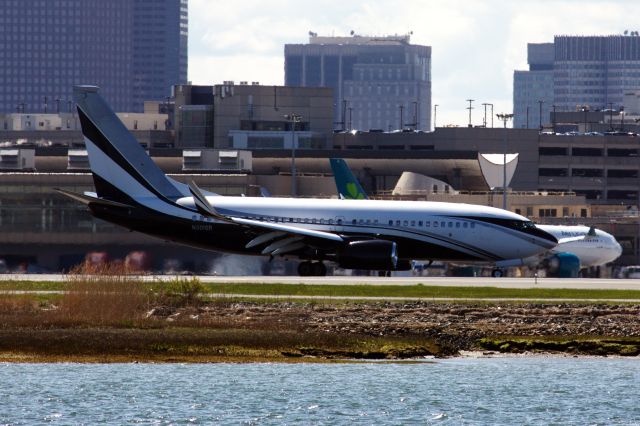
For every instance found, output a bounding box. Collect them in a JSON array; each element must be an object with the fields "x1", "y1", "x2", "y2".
[{"x1": 615, "y1": 242, "x2": 623, "y2": 257}]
